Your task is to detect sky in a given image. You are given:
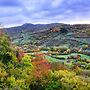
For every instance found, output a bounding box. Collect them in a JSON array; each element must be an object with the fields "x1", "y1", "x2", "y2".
[{"x1": 0, "y1": 0, "x2": 90, "y2": 27}]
